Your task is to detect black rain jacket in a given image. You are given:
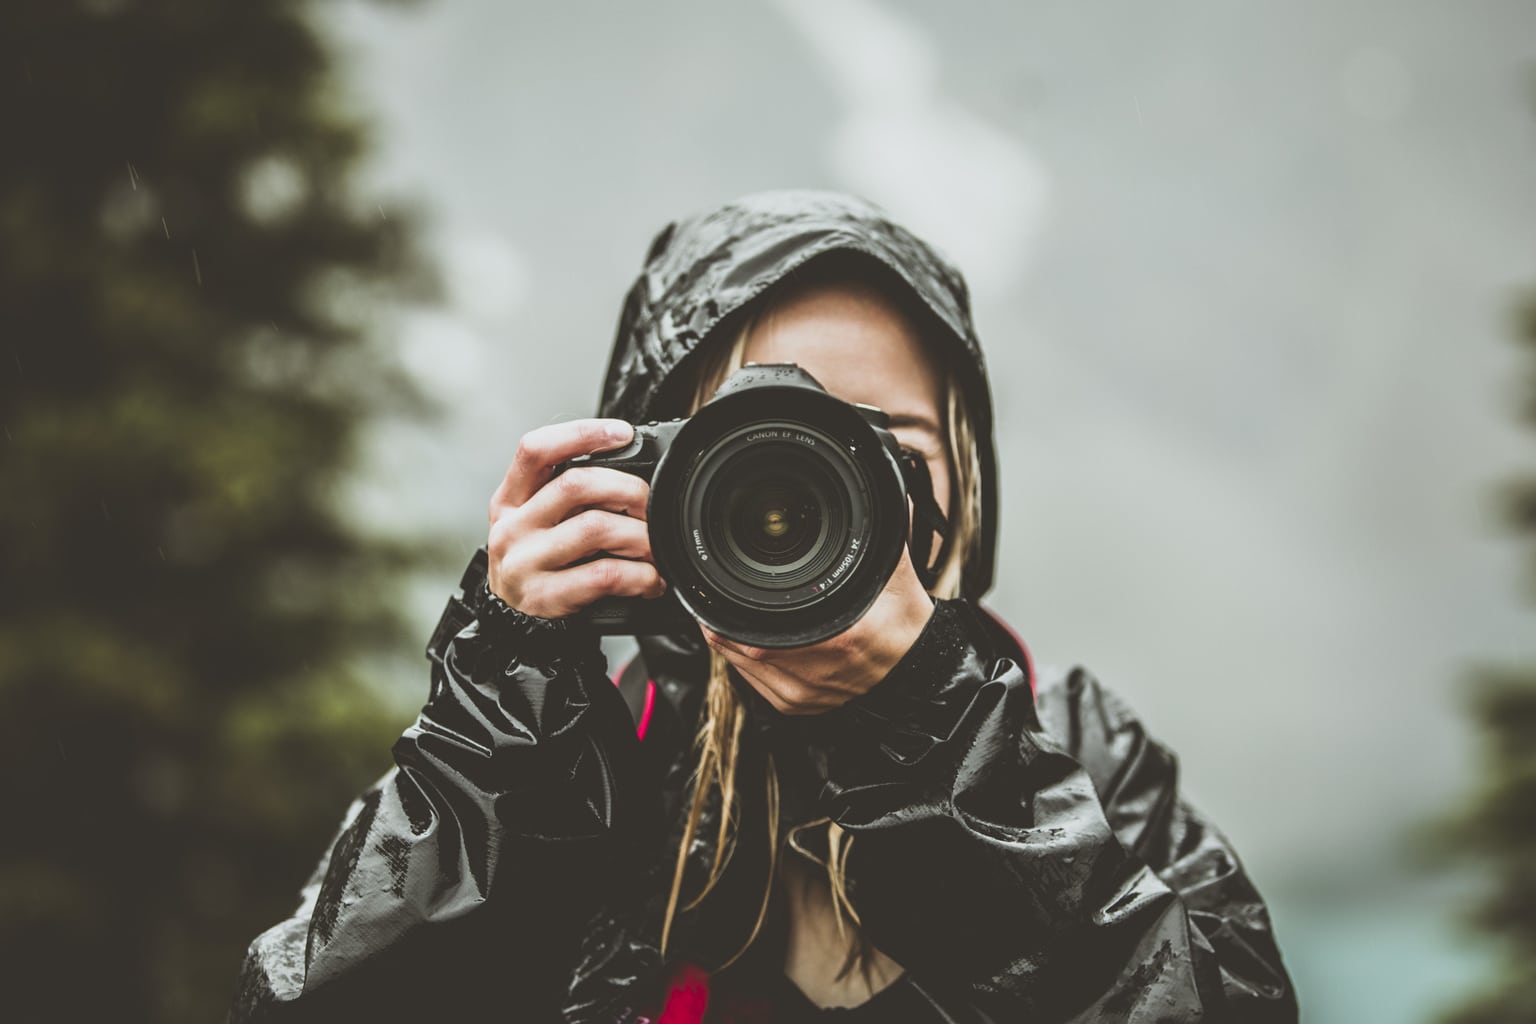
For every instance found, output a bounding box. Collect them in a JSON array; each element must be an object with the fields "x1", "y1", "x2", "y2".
[{"x1": 230, "y1": 191, "x2": 1298, "y2": 1023}]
